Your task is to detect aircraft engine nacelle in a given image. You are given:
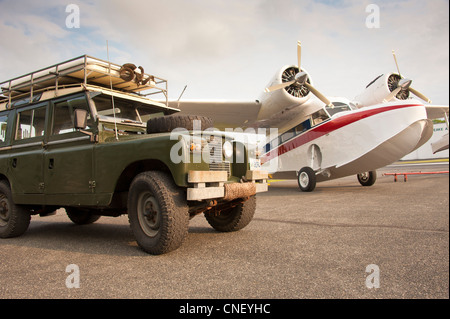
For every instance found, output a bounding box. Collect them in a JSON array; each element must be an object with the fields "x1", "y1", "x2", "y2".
[
  {"x1": 257, "y1": 65, "x2": 312, "y2": 120},
  {"x1": 352, "y1": 73, "x2": 410, "y2": 108}
]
